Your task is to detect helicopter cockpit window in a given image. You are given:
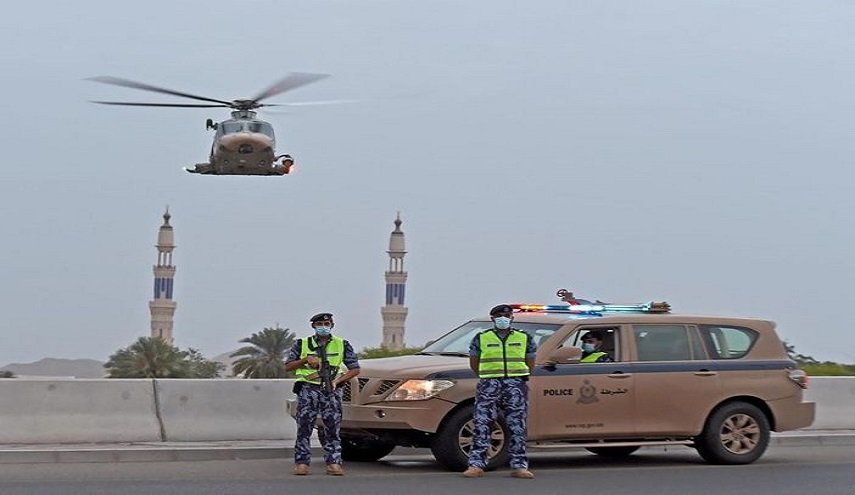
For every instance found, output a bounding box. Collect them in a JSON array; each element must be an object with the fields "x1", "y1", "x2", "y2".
[
  {"x1": 246, "y1": 121, "x2": 274, "y2": 137},
  {"x1": 221, "y1": 122, "x2": 243, "y2": 134}
]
